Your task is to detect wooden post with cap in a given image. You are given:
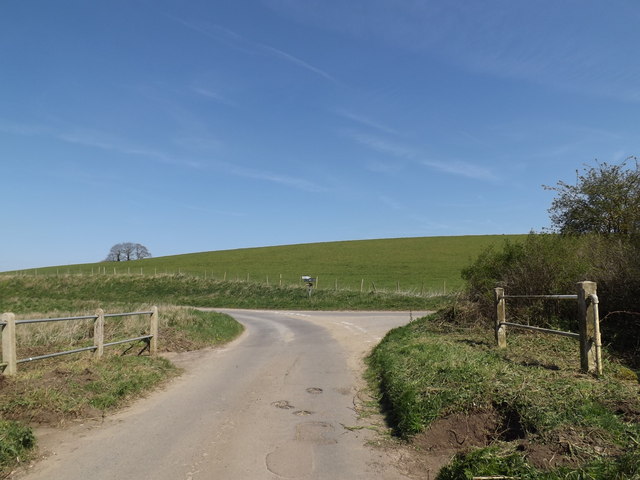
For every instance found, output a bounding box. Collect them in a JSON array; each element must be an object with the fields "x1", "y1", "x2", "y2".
[
  {"x1": 577, "y1": 281, "x2": 598, "y2": 374},
  {"x1": 495, "y1": 287, "x2": 507, "y2": 348},
  {"x1": 1, "y1": 313, "x2": 17, "y2": 375}
]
